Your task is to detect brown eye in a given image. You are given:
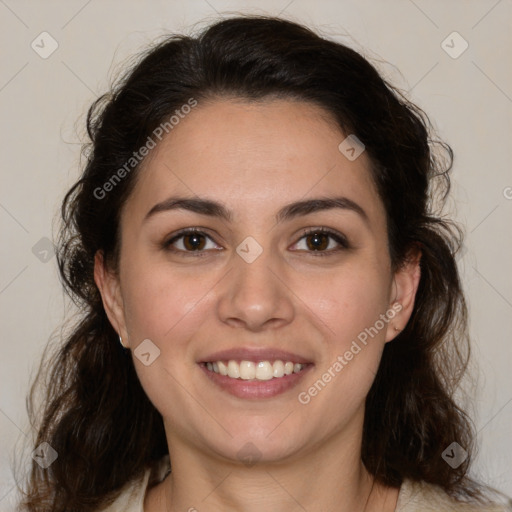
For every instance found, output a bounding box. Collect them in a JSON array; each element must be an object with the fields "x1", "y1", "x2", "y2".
[
  {"x1": 182, "y1": 233, "x2": 206, "y2": 251},
  {"x1": 164, "y1": 229, "x2": 221, "y2": 254},
  {"x1": 291, "y1": 228, "x2": 350, "y2": 255},
  {"x1": 305, "y1": 232, "x2": 330, "y2": 251}
]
